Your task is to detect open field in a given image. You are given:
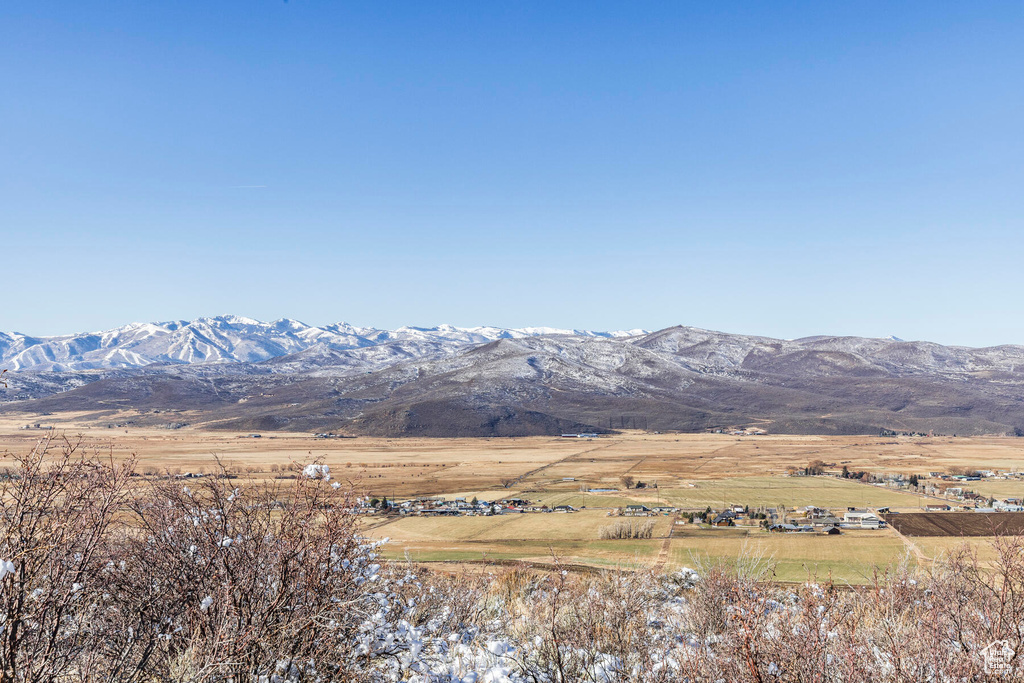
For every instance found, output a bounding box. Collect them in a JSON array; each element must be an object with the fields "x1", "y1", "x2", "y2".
[
  {"x1": 661, "y1": 477, "x2": 926, "y2": 509},
  {"x1": 885, "y1": 512, "x2": 1024, "y2": 537},
  {"x1": 374, "y1": 509, "x2": 674, "y2": 542},
  {"x1": 378, "y1": 528, "x2": 914, "y2": 583},
  {"x1": 912, "y1": 536, "x2": 1003, "y2": 563},
  {"x1": 3, "y1": 415, "x2": 1023, "y2": 582},
  {"x1": 667, "y1": 529, "x2": 912, "y2": 583},
  {"x1": 381, "y1": 539, "x2": 662, "y2": 568},
  {"x1": 521, "y1": 477, "x2": 928, "y2": 511},
  {"x1": 961, "y1": 479, "x2": 1024, "y2": 499},
  {"x1": 4, "y1": 414, "x2": 1024, "y2": 488}
]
